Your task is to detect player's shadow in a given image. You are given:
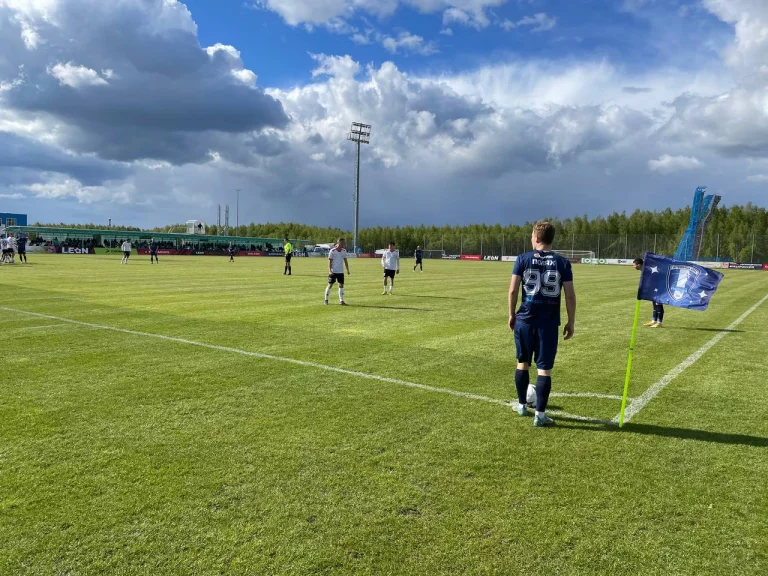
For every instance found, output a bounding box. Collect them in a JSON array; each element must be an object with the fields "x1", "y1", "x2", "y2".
[
  {"x1": 395, "y1": 294, "x2": 467, "y2": 301},
  {"x1": 353, "y1": 304, "x2": 432, "y2": 312},
  {"x1": 666, "y1": 327, "x2": 744, "y2": 334},
  {"x1": 557, "y1": 417, "x2": 768, "y2": 448}
]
